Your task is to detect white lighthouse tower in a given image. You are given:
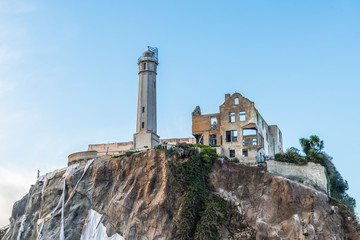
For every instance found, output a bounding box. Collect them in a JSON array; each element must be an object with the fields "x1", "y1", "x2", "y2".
[{"x1": 133, "y1": 46, "x2": 160, "y2": 150}]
